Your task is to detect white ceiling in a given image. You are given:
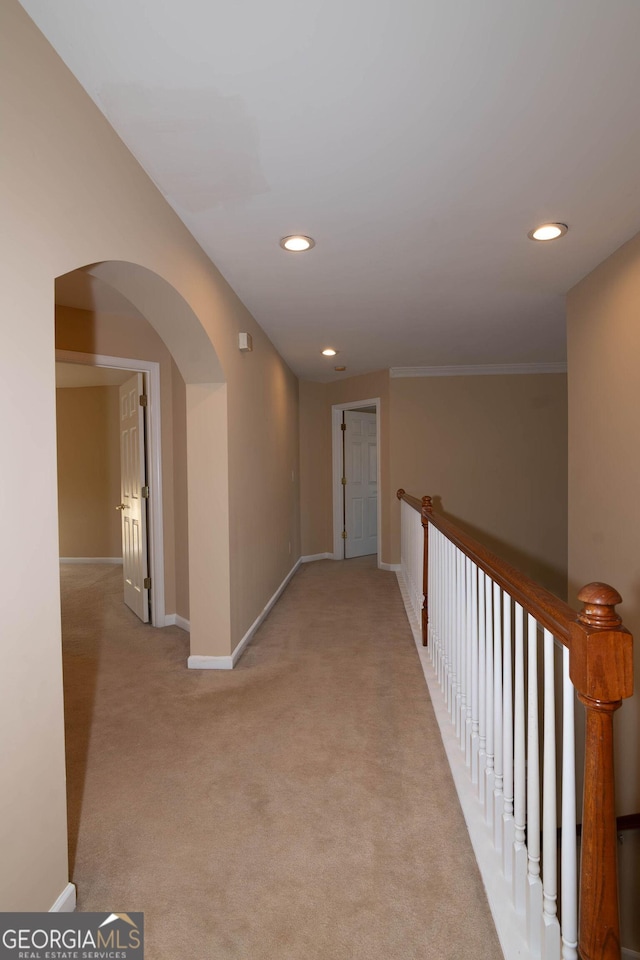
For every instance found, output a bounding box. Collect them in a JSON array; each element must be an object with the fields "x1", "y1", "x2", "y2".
[{"x1": 22, "y1": 0, "x2": 640, "y2": 381}]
